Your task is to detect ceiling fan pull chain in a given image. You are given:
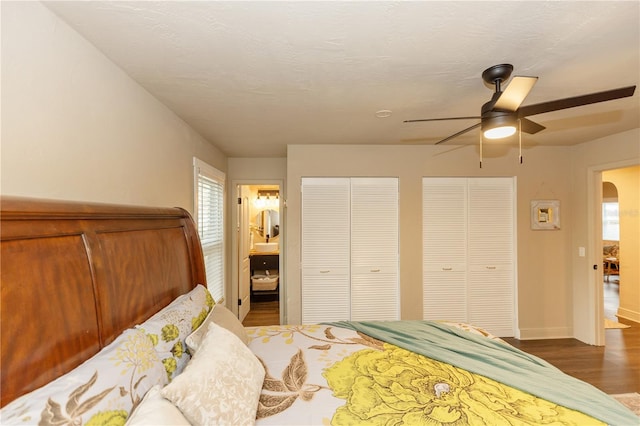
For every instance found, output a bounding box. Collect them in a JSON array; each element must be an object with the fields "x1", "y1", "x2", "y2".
[
  {"x1": 479, "y1": 132, "x2": 483, "y2": 169},
  {"x1": 518, "y1": 119, "x2": 523, "y2": 164}
]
